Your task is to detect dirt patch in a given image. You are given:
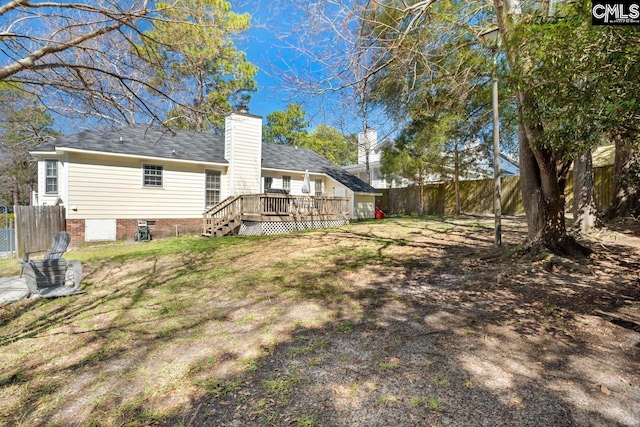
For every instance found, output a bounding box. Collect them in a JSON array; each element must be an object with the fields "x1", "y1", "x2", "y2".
[
  {"x1": 0, "y1": 216, "x2": 638, "y2": 426},
  {"x1": 174, "y1": 217, "x2": 640, "y2": 427}
]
